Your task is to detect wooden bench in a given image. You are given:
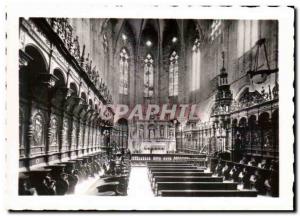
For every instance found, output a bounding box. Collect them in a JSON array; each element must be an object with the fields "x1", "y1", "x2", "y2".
[
  {"x1": 148, "y1": 168, "x2": 204, "y2": 174},
  {"x1": 155, "y1": 182, "x2": 238, "y2": 195},
  {"x1": 147, "y1": 165, "x2": 196, "y2": 169},
  {"x1": 148, "y1": 166, "x2": 198, "y2": 169},
  {"x1": 153, "y1": 176, "x2": 223, "y2": 183},
  {"x1": 158, "y1": 189, "x2": 257, "y2": 197},
  {"x1": 151, "y1": 176, "x2": 223, "y2": 189},
  {"x1": 150, "y1": 171, "x2": 210, "y2": 177},
  {"x1": 149, "y1": 171, "x2": 211, "y2": 183},
  {"x1": 147, "y1": 163, "x2": 193, "y2": 166},
  {"x1": 148, "y1": 167, "x2": 200, "y2": 171},
  {"x1": 147, "y1": 161, "x2": 195, "y2": 165}
]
